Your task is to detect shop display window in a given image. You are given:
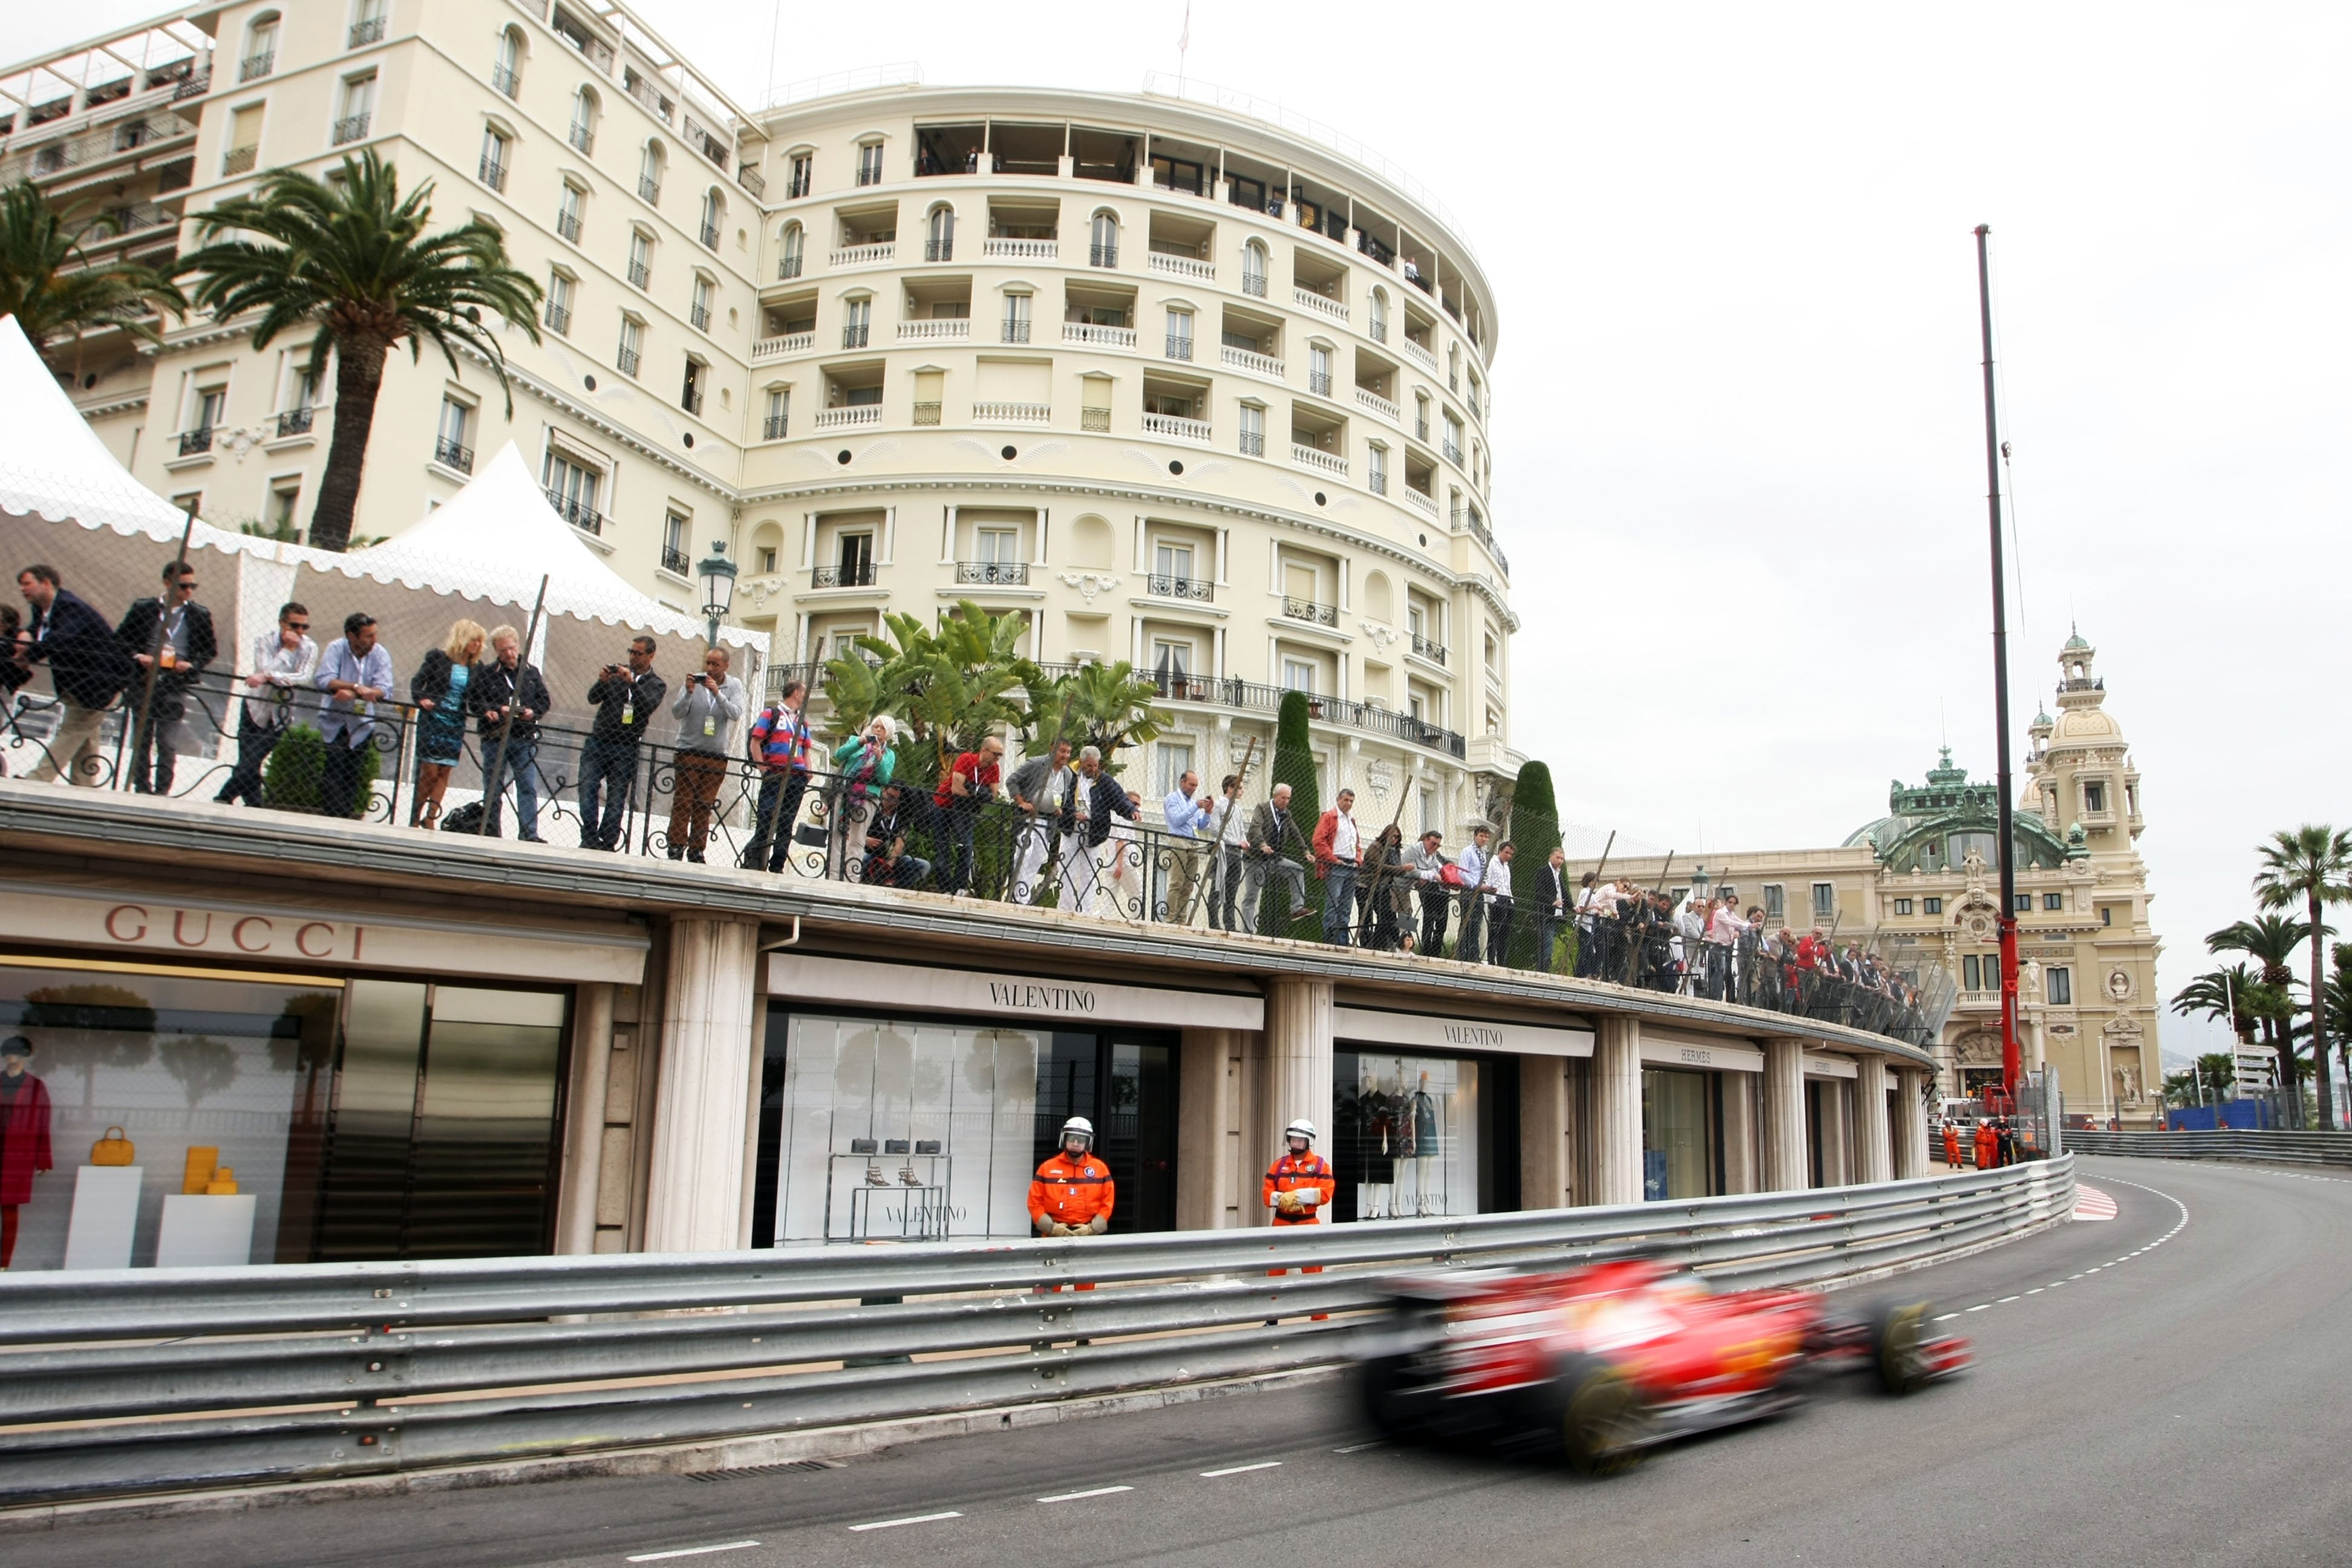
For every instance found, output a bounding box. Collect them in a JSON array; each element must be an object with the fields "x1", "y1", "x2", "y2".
[
  {"x1": 1641, "y1": 1067, "x2": 1719, "y2": 1200},
  {"x1": 1333, "y1": 1050, "x2": 1484, "y2": 1221}
]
